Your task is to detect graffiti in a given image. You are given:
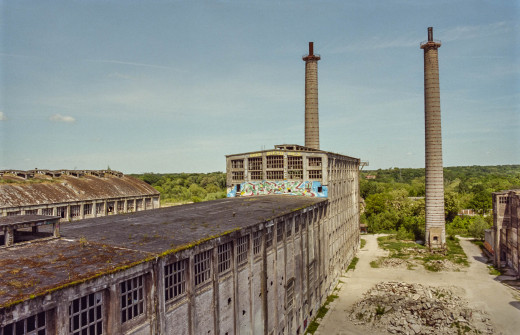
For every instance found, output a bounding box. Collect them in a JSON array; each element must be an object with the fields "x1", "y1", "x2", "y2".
[{"x1": 227, "y1": 180, "x2": 328, "y2": 198}]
